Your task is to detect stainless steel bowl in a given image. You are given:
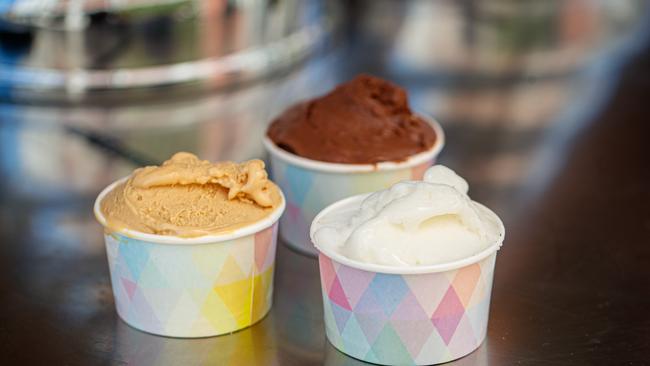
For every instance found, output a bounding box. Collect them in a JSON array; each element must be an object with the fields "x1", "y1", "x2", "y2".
[{"x1": 0, "y1": 0, "x2": 335, "y2": 102}]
